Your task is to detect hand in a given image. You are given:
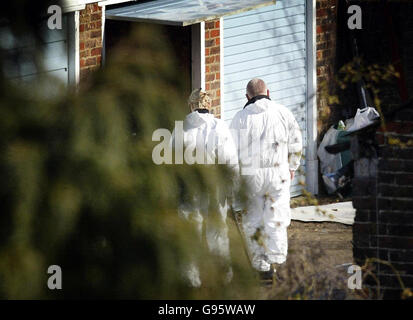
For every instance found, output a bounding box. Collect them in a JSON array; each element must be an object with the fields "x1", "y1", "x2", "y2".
[{"x1": 290, "y1": 170, "x2": 295, "y2": 181}]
